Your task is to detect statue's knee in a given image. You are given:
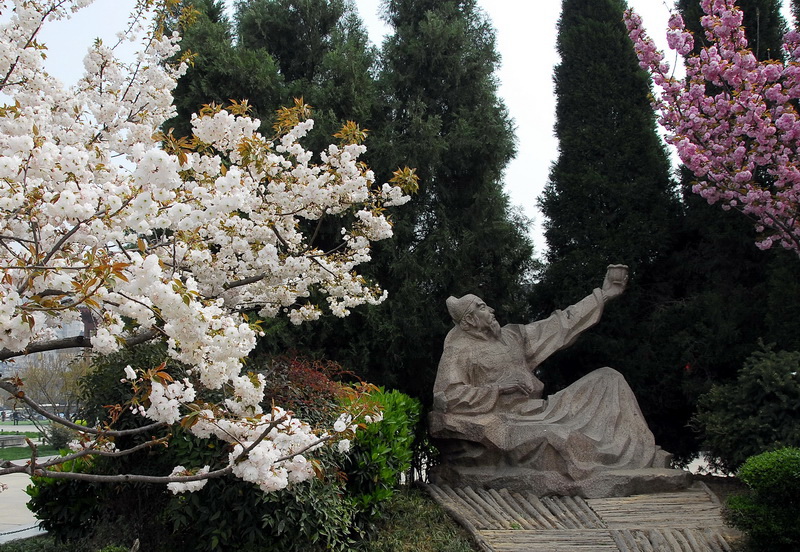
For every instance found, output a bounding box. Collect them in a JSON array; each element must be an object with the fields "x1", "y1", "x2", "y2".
[{"x1": 596, "y1": 366, "x2": 622, "y2": 378}]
